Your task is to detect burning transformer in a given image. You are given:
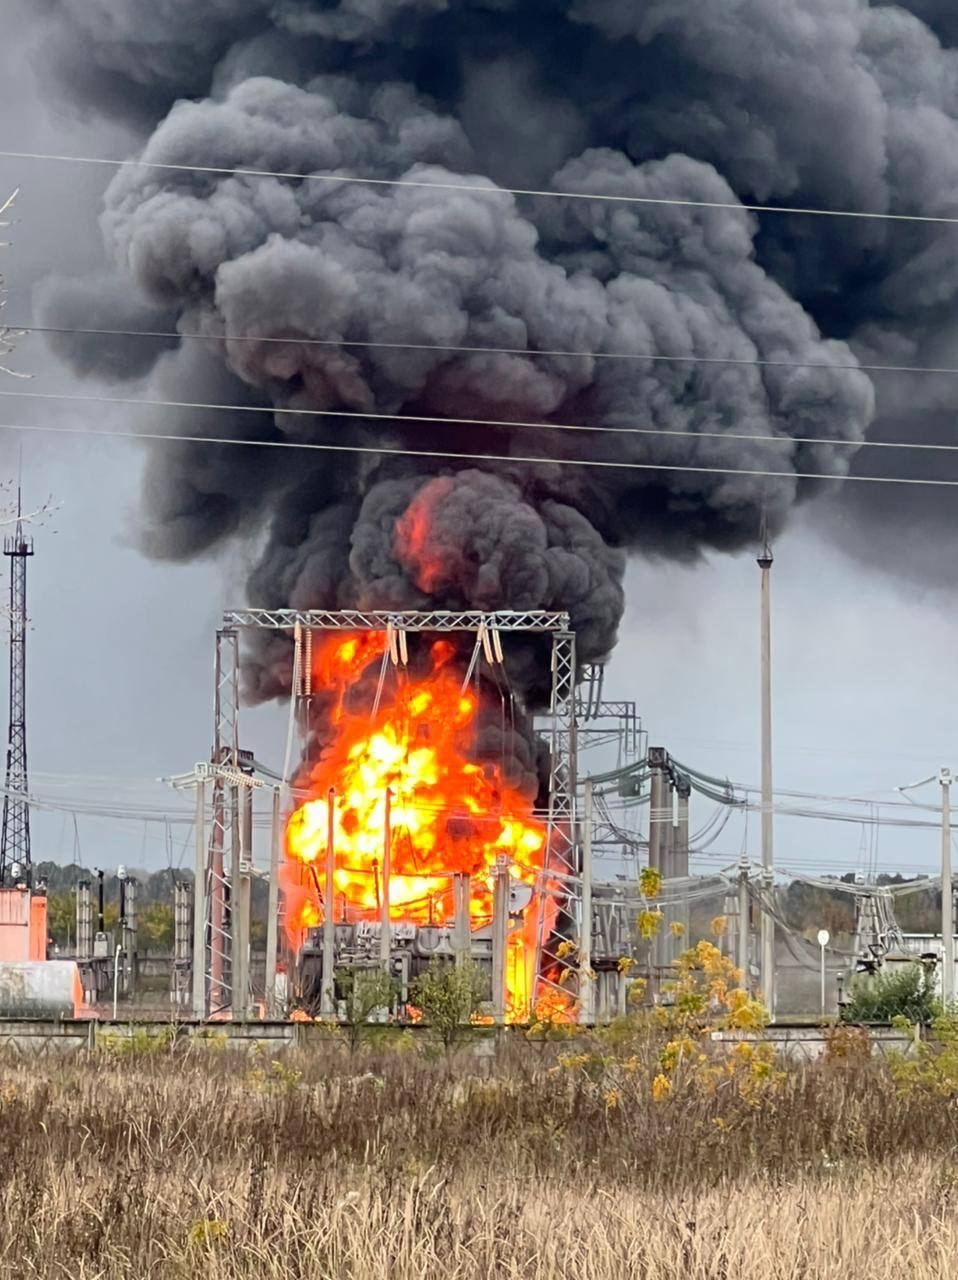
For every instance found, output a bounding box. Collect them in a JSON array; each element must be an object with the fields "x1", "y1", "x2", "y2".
[{"x1": 297, "y1": 880, "x2": 535, "y2": 1015}]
